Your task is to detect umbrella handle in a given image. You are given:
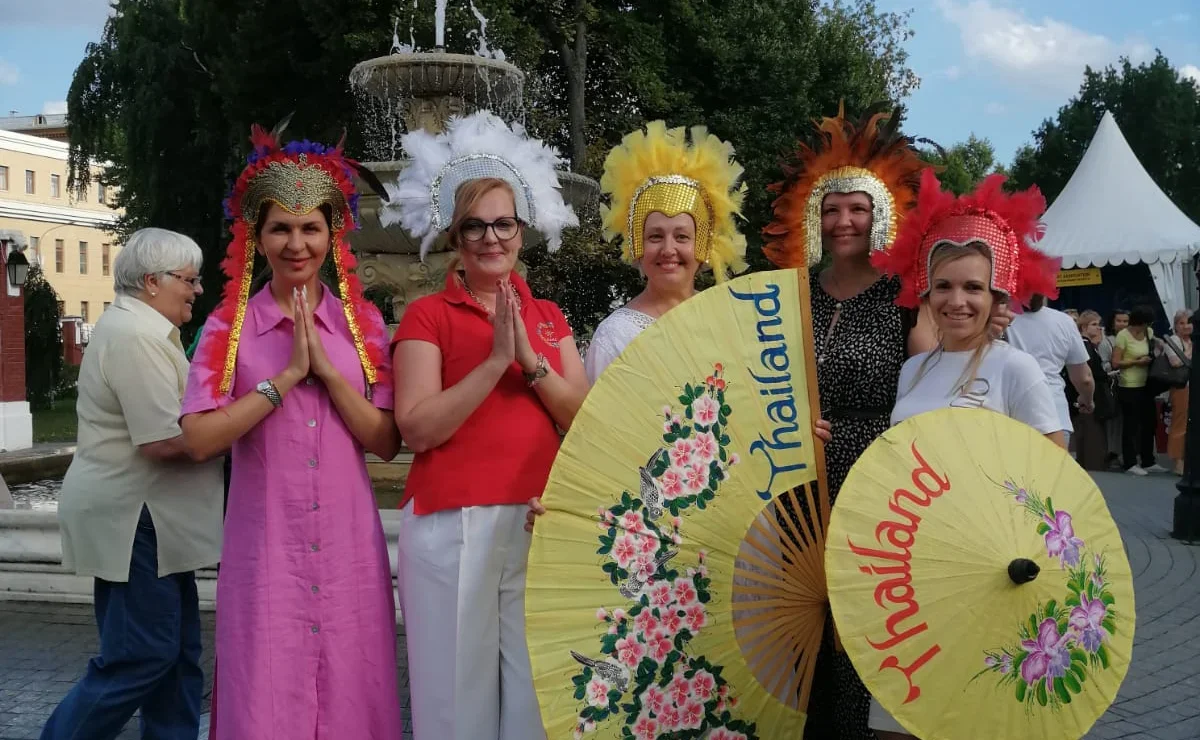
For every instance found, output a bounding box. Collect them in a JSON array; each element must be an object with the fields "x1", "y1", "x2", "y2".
[{"x1": 1007, "y1": 558, "x2": 1041, "y2": 585}]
